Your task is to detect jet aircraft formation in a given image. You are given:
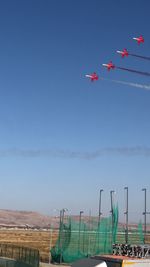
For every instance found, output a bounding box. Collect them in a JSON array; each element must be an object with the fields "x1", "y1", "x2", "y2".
[{"x1": 85, "y1": 35, "x2": 150, "y2": 82}]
